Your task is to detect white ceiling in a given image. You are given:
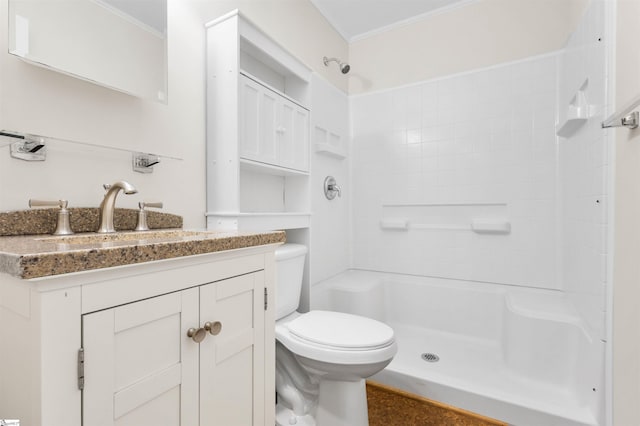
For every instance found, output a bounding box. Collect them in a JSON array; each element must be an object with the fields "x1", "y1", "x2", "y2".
[{"x1": 310, "y1": 0, "x2": 470, "y2": 41}]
